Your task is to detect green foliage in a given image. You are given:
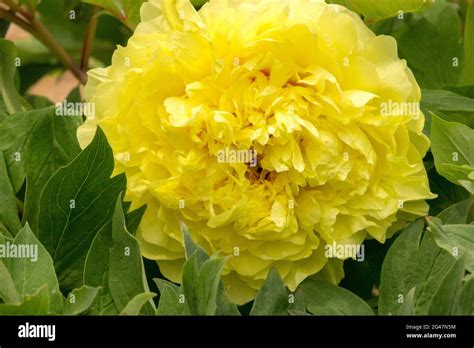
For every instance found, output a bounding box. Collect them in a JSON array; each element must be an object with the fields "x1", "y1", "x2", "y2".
[
  {"x1": 392, "y1": 0, "x2": 463, "y2": 89},
  {"x1": 108, "y1": 195, "x2": 155, "y2": 314},
  {"x1": 64, "y1": 285, "x2": 100, "y2": 315},
  {"x1": 378, "y1": 217, "x2": 473, "y2": 315},
  {"x1": 80, "y1": 0, "x2": 146, "y2": 30},
  {"x1": 299, "y1": 278, "x2": 374, "y2": 315},
  {"x1": 431, "y1": 115, "x2": 474, "y2": 193},
  {"x1": 250, "y1": 268, "x2": 289, "y2": 316},
  {"x1": 36, "y1": 128, "x2": 125, "y2": 293},
  {"x1": 0, "y1": 152, "x2": 21, "y2": 236},
  {"x1": 328, "y1": 0, "x2": 433, "y2": 21},
  {"x1": 0, "y1": 39, "x2": 28, "y2": 114},
  {"x1": 462, "y1": 2, "x2": 474, "y2": 85},
  {"x1": 428, "y1": 217, "x2": 474, "y2": 273}
]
